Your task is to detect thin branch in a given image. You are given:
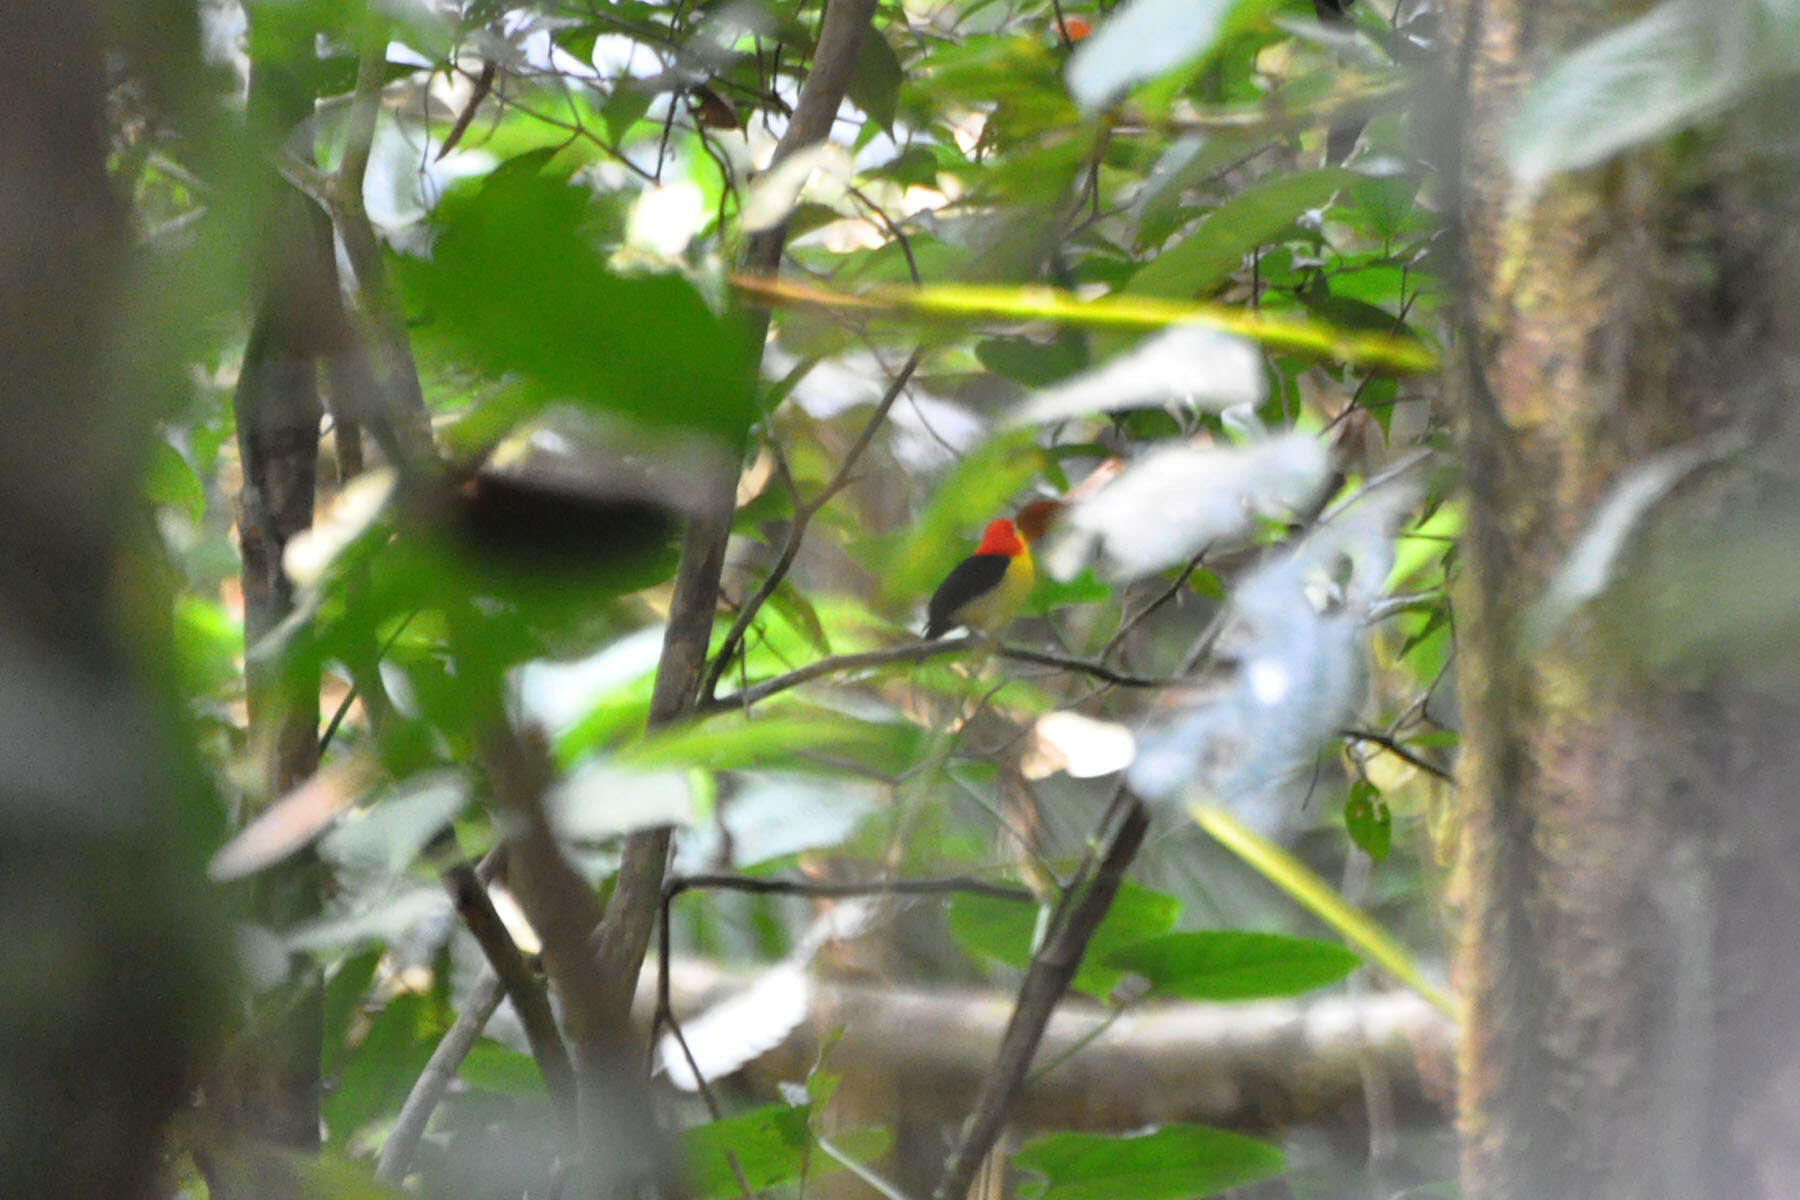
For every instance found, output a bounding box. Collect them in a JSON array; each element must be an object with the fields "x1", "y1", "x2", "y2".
[
  {"x1": 1339, "y1": 727, "x2": 1455, "y2": 783},
  {"x1": 932, "y1": 796, "x2": 1151, "y2": 1200},
  {"x1": 666, "y1": 873, "x2": 1035, "y2": 905},
  {"x1": 699, "y1": 636, "x2": 983, "y2": 713},
  {"x1": 437, "y1": 60, "x2": 497, "y2": 161},
  {"x1": 1101, "y1": 547, "x2": 1209, "y2": 664},
  {"x1": 375, "y1": 970, "x2": 506, "y2": 1185},
  {"x1": 996, "y1": 644, "x2": 1194, "y2": 689},
  {"x1": 701, "y1": 350, "x2": 923, "y2": 701},
  {"x1": 442, "y1": 862, "x2": 577, "y2": 1114},
  {"x1": 699, "y1": 637, "x2": 1197, "y2": 714}
]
